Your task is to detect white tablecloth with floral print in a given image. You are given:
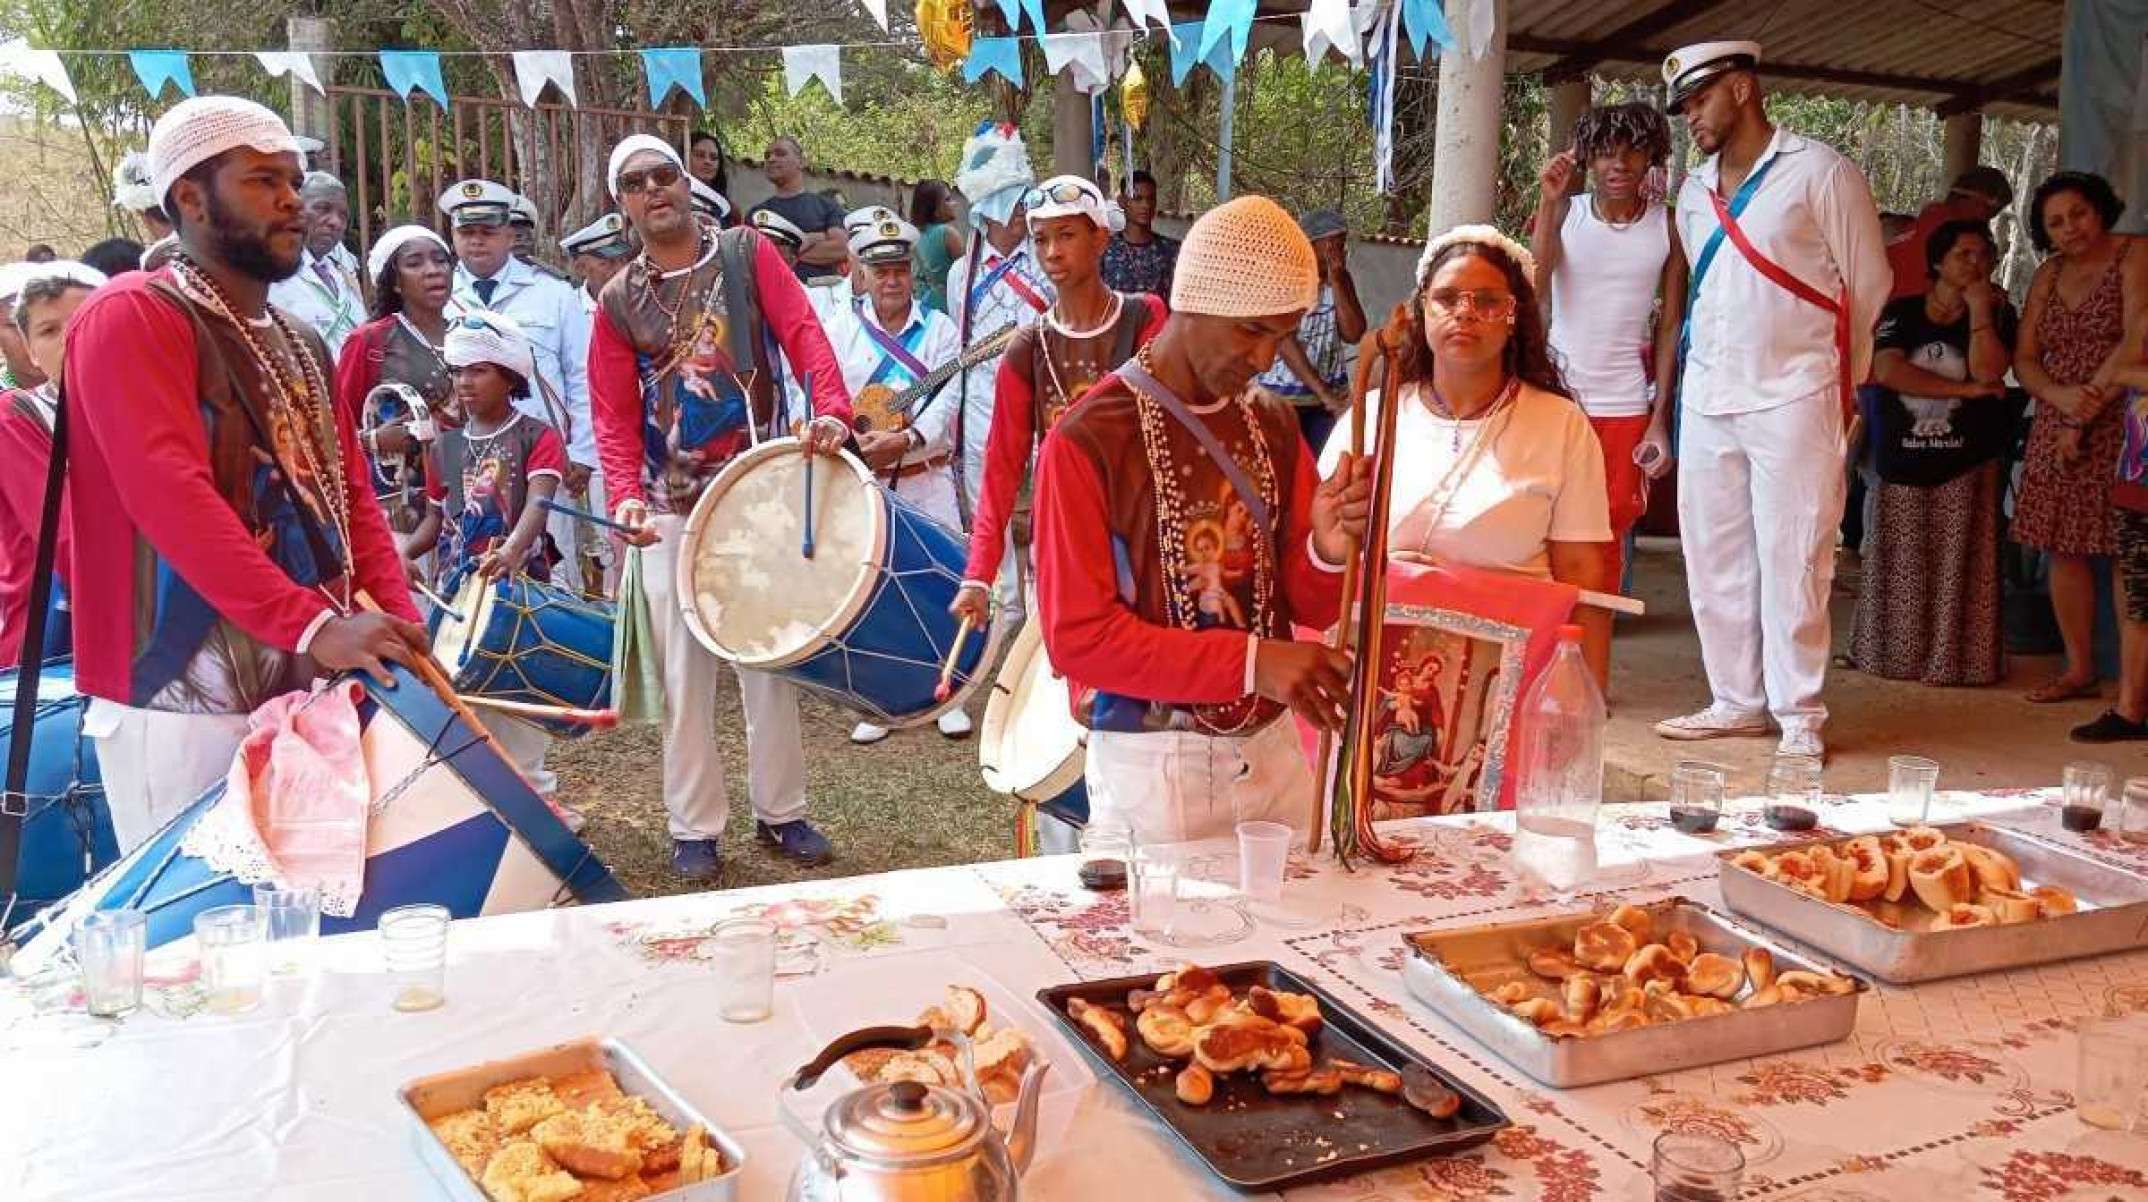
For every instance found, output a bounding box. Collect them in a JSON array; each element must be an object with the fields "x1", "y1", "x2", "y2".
[{"x1": 6, "y1": 787, "x2": 2147, "y2": 1201}]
